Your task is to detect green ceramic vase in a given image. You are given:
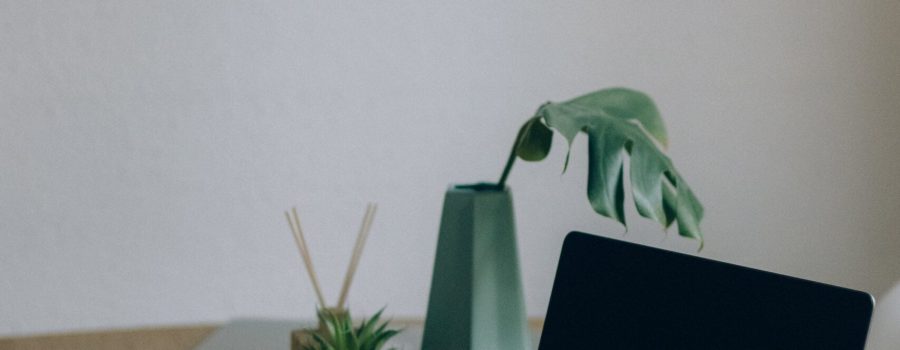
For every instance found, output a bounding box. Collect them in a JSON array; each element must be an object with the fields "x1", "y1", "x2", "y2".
[{"x1": 422, "y1": 184, "x2": 531, "y2": 350}]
